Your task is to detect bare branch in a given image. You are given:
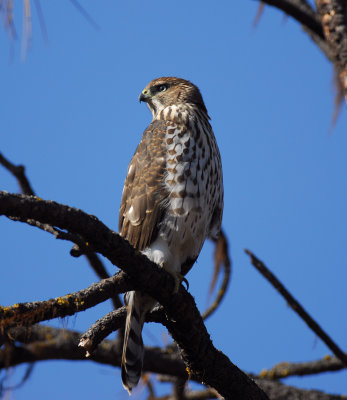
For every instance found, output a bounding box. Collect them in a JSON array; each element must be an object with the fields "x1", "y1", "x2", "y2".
[
  {"x1": 79, "y1": 307, "x2": 127, "y2": 356},
  {"x1": 258, "y1": 354, "x2": 346, "y2": 379},
  {"x1": 78, "y1": 305, "x2": 167, "y2": 357},
  {"x1": 3, "y1": 327, "x2": 343, "y2": 400},
  {"x1": 315, "y1": 0, "x2": 347, "y2": 102},
  {"x1": 254, "y1": 376, "x2": 343, "y2": 400},
  {"x1": 245, "y1": 249, "x2": 347, "y2": 367},
  {"x1": 0, "y1": 153, "x2": 35, "y2": 195},
  {"x1": 0, "y1": 271, "x2": 133, "y2": 330},
  {"x1": 151, "y1": 380, "x2": 343, "y2": 400},
  {"x1": 1, "y1": 325, "x2": 187, "y2": 379},
  {"x1": 0, "y1": 192, "x2": 269, "y2": 399},
  {"x1": 68, "y1": 0, "x2": 100, "y2": 30}
]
